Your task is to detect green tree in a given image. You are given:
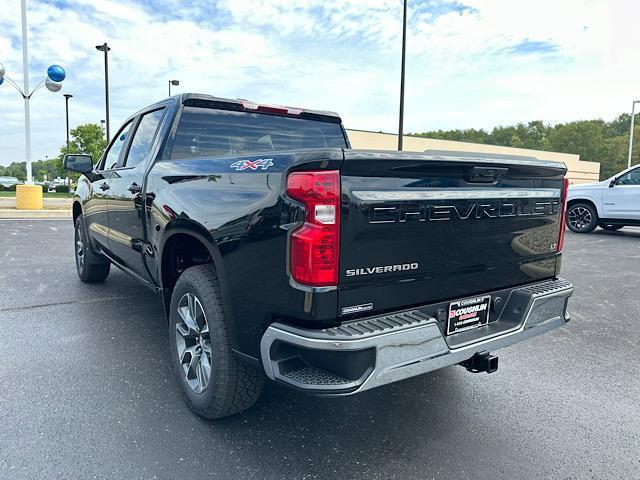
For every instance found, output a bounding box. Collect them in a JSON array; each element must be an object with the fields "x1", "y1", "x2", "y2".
[
  {"x1": 548, "y1": 120, "x2": 607, "y2": 162},
  {"x1": 490, "y1": 124, "x2": 519, "y2": 146},
  {"x1": 601, "y1": 134, "x2": 630, "y2": 180},
  {"x1": 58, "y1": 123, "x2": 107, "y2": 163},
  {"x1": 0, "y1": 123, "x2": 107, "y2": 183},
  {"x1": 32, "y1": 158, "x2": 63, "y2": 181},
  {"x1": 604, "y1": 113, "x2": 640, "y2": 137},
  {"x1": 415, "y1": 128, "x2": 489, "y2": 144},
  {"x1": 522, "y1": 121, "x2": 552, "y2": 150},
  {"x1": 54, "y1": 123, "x2": 107, "y2": 181},
  {"x1": 0, "y1": 162, "x2": 28, "y2": 181}
]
